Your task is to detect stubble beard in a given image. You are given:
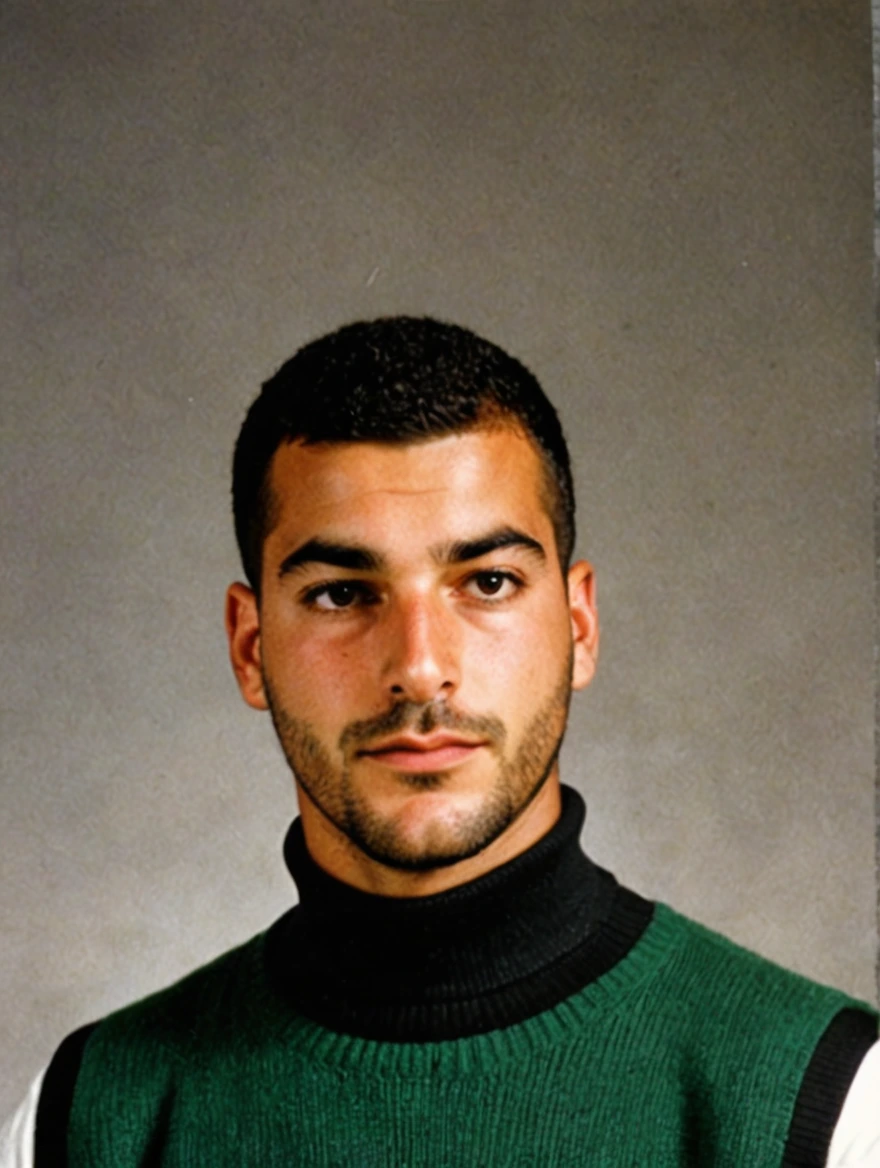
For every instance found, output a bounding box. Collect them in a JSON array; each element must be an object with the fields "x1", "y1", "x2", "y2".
[{"x1": 263, "y1": 659, "x2": 573, "y2": 873}]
